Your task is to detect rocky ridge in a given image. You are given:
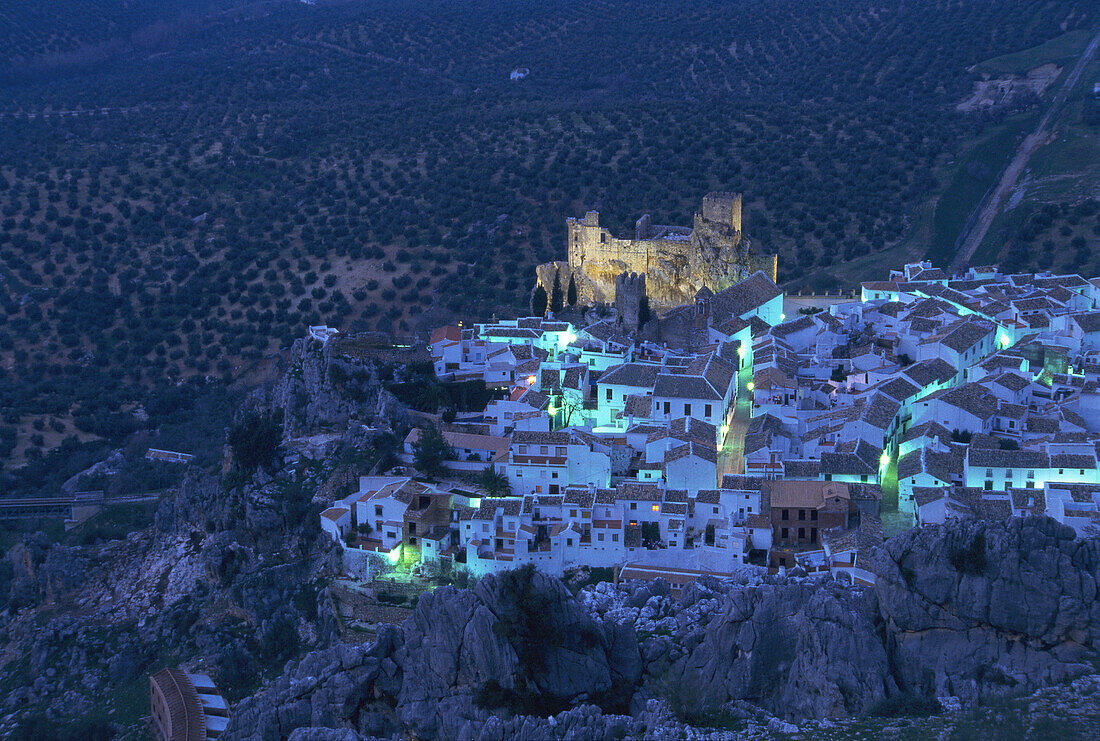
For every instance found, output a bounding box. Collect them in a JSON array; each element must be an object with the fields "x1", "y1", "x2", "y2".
[{"x1": 222, "y1": 516, "x2": 1100, "y2": 741}]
